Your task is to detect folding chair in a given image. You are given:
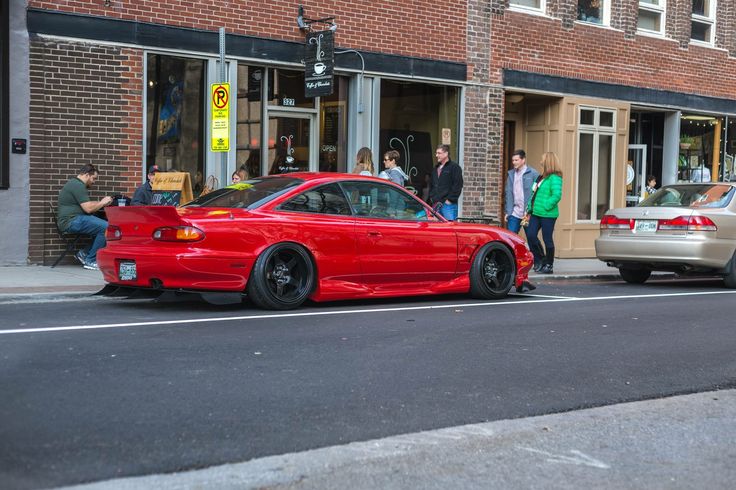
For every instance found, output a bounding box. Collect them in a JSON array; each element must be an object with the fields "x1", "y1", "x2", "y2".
[{"x1": 49, "y1": 205, "x2": 82, "y2": 268}]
